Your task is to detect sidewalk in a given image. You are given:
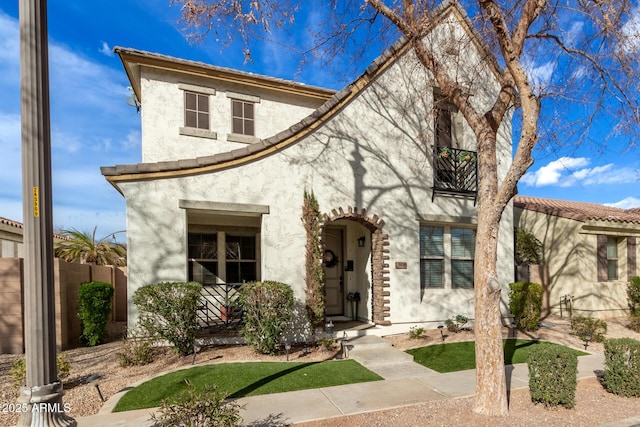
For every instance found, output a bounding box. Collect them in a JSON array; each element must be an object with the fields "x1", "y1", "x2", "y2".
[{"x1": 75, "y1": 336, "x2": 636, "y2": 427}]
